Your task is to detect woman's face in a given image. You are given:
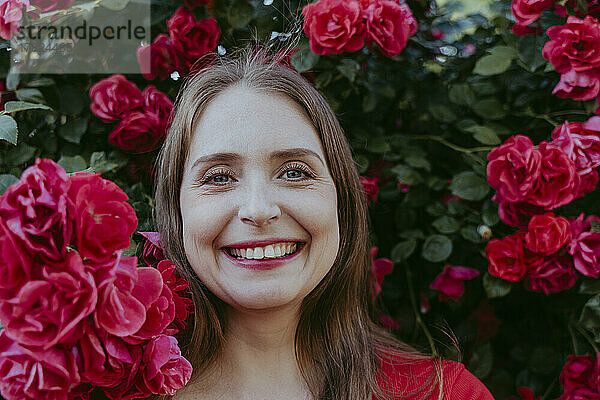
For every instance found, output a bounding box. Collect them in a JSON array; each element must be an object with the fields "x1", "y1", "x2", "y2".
[{"x1": 180, "y1": 85, "x2": 340, "y2": 312}]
